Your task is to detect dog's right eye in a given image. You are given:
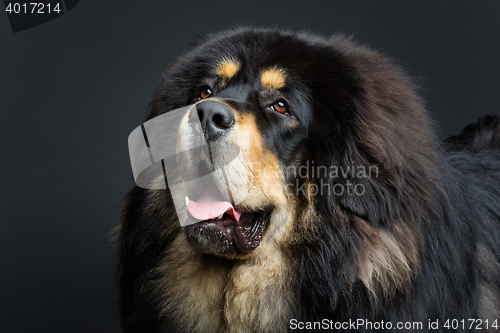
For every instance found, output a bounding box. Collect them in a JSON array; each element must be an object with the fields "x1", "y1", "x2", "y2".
[
  {"x1": 199, "y1": 86, "x2": 213, "y2": 99},
  {"x1": 270, "y1": 99, "x2": 290, "y2": 116}
]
